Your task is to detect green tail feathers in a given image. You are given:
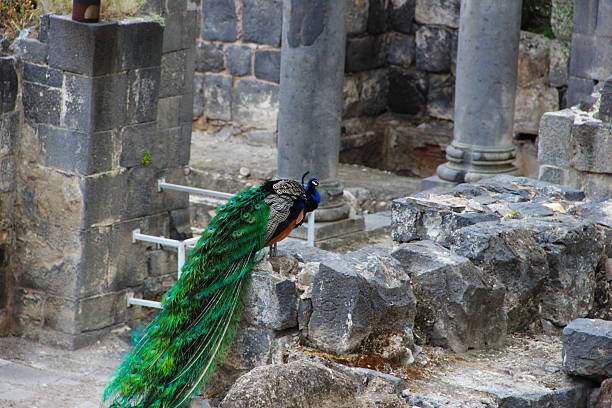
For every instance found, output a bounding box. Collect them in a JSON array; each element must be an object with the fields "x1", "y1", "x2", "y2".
[{"x1": 104, "y1": 186, "x2": 271, "y2": 408}]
